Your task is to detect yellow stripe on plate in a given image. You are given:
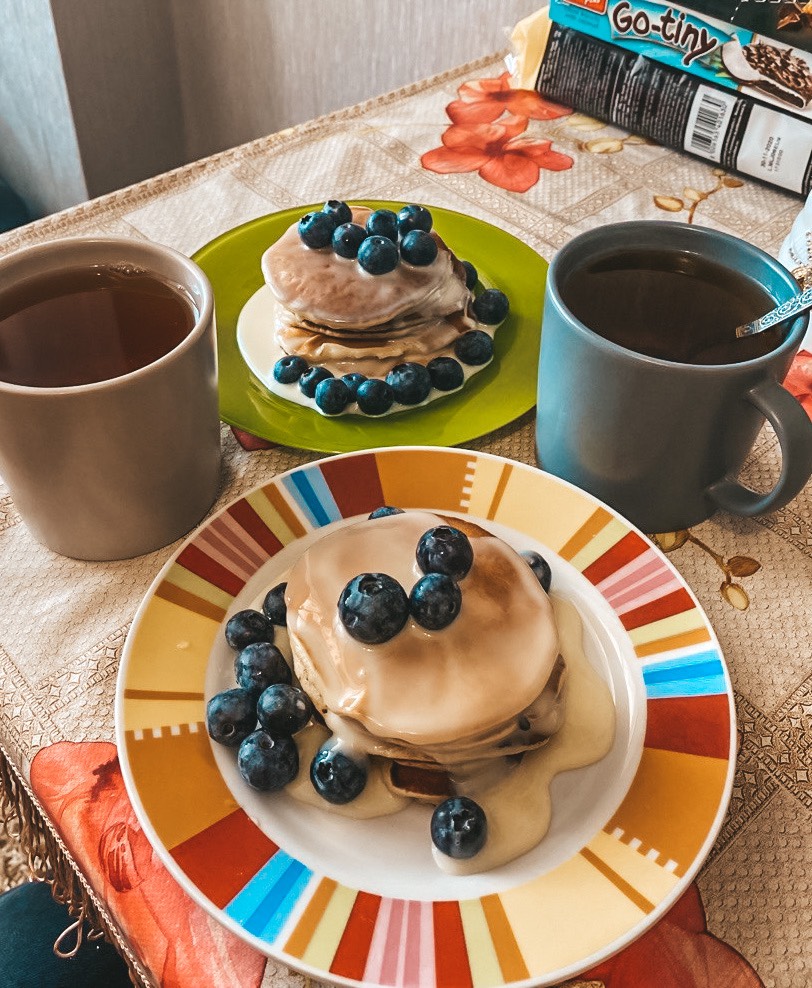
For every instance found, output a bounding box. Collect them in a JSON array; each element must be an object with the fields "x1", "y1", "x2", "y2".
[
  {"x1": 566, "y1": 518, "x2": 629, "y2": 573},
  {"x1": 486, "y1": 469, "x2": 599, "y2": 553},
  {"x1": 301, "y1": 884, "x2": 358, "y2": 971},
  {"x1": 587, "y1": 829, "x2": 680, "y2": 907},
  {"x1": 121, "y1": 698, "x2": 204, "y2": 734},
  {"x1": 462, "y1": 457, "x2": 511, "y2": 520},
  {"x1": 459, "y1": 899, "x2": 503, "y2": 988},
  {"x1": 607, "y1": 748, "x2": 730, "y2": 877},
  {"x1": 629, "y1": 608, "x2": 706, "y2": 647},
  {"x1": 121, "y1": 597, "x2": 219, "y2": 719},
  {"x1": 124, "y1": 725, "x2": 238, "y2": 851},
  {"x1": 500, "y1": 853, "x2": 648, "y2": 975},
  {"x1": 284, "y1": 878, "x2": 337, "y2": 958},
  {"x1": 634, "y1": 627, "x2": 711, "y2": 658},
  {"x1": 246, "y1": 487, "x2": 302, "y2": 545},
  {"x1": 557, "y1": 506, "x2": 613, "y2": 561},
  {"x1": 376, "y1": 449, "x2": 474, "y2": 512},
  {"x1": 162, "y1": 563, "x2": 234, "y2": 612}
]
